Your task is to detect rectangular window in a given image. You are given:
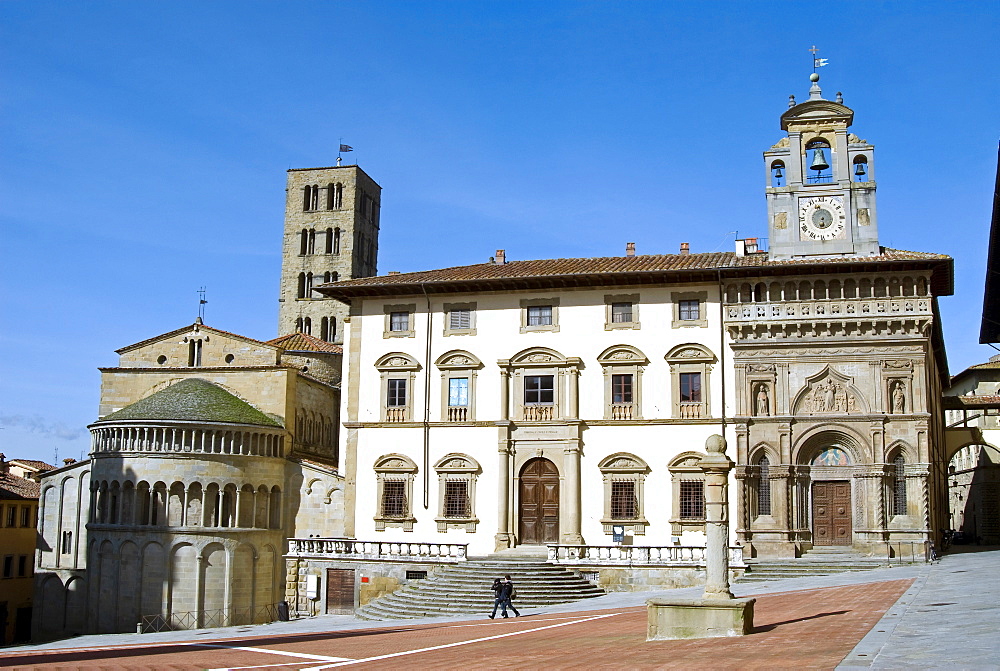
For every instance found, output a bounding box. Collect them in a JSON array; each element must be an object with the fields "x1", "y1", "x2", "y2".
[
  {"x1": 679, "y1": 299, "x2": 700, "y2": 321},
  {"x1": 611, "y1": 302, "x2": 633, "y2": 323},
  {"x1": 61, "y1": 531, "x2": 73, "y2": 554},
  {"x1": 610, "y1": 481, "x2": 638, "y2": 520},
  {"x1": 612, "y1": 374, "x2": 633, "y2": 404},
  {"x1": 5, "y1": 506, "x2": 14, "y2": 527},
  {"x1": 389, "y1": 311, "x2": 410, "y2": 332},
  {"x1": 17, "y1": 555, "x2": 27, "y2": 577},
  {"x1": 449, "y1": 308, "x2": 472, "y2": 330},
  {"x1": 20, "y1": 506, "x2": 30, "y2": 528},
  {"x1": 448, "y1": 378, "x2": 469, "y2": 407},
  {"x1": 443, "y1": 481, "x2": 469, "y2": 518},
  {"x1": 387, "y1": 379, "x2": 407, "y2": 407},
  {"x1": 526, "y1": 305, "x2": 553, "y2": 326},
  {"x1": 381, "y1": 480, "x2": 407, "y2": 518},
  {"x1": 680, "y1": 372, "x2": 702, "y2": 403},
  {"x1": 524, "y1": 375, "x2": 555, "y2": 405},
  {"x1": 2, "y1": 556, "x2": 11, "y2": 578},
  {"x1": 679, "y1": 480, "x2": 705, "y2": 519}
]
